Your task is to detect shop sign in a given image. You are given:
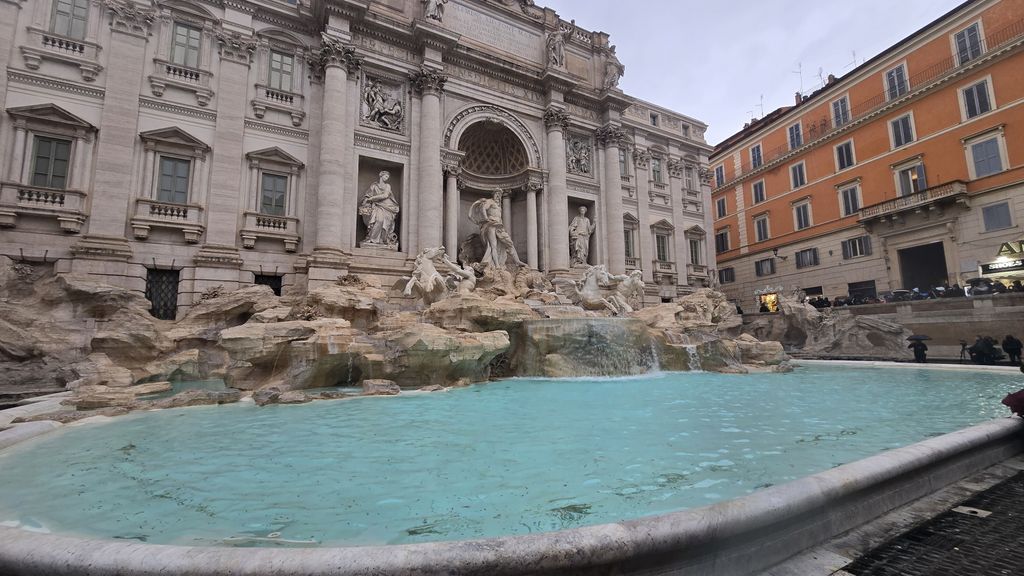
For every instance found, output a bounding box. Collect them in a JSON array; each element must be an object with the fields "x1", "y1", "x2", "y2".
[{"x1": 981, "y1": 259, "x2": 1024, "y2": 275}]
